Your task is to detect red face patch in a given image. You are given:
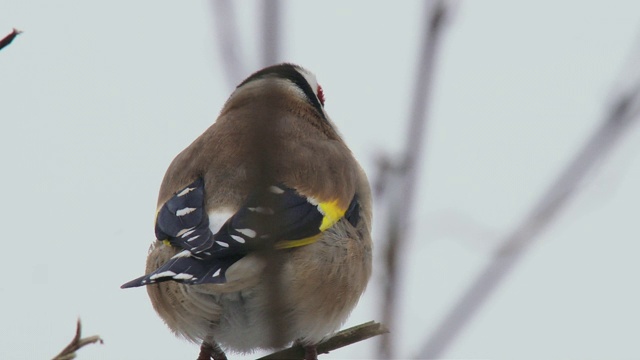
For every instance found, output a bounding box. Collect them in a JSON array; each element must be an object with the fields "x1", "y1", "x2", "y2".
[{"x1": 317, "y1": 85, "x2": 325, "y2": 106}]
